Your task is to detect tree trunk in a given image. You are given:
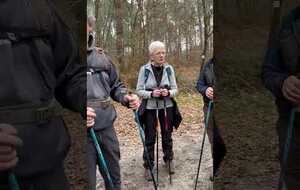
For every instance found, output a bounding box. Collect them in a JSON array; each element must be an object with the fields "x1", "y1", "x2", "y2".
[
  {"x1": 202, "y1": 0, "x2": 209, "y2": 61},
  {"x1": 94, "y1": 0, "x2": 101, "y2": 47},
  {"x1": 114, "y1": 0, "x2": 125, "y2": 70}
]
